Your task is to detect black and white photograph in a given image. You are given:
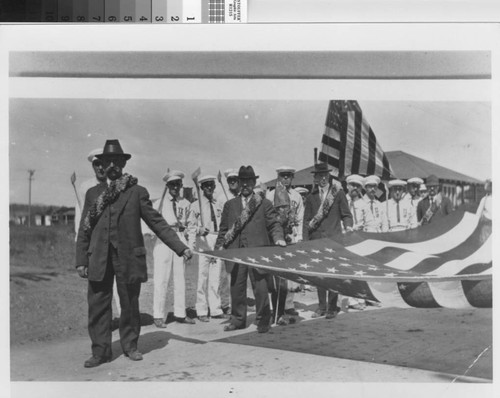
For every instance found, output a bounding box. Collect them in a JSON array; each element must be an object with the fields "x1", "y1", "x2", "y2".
[{"x1": 2, "y1": 22, "x2": 498, "y2": 398}]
